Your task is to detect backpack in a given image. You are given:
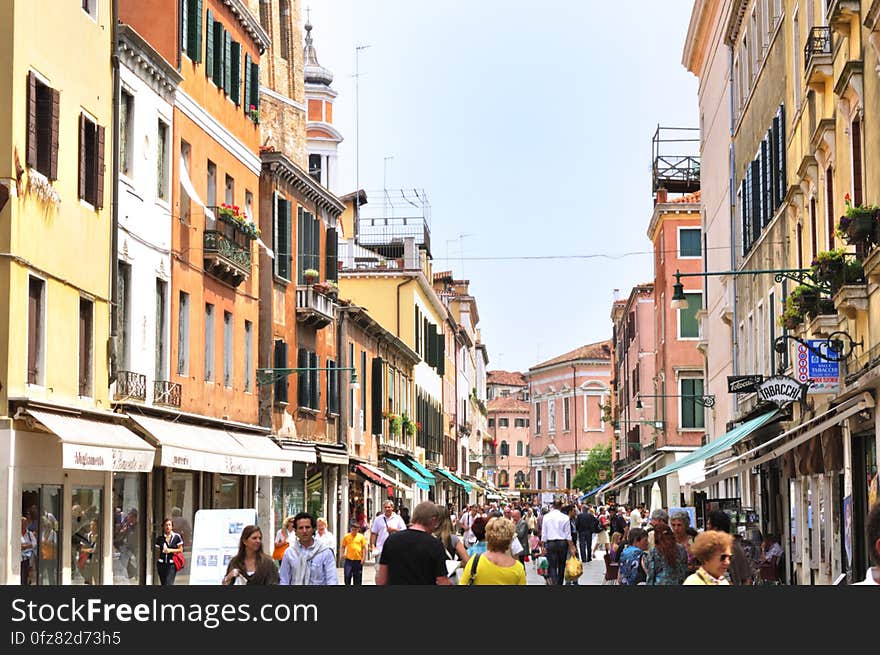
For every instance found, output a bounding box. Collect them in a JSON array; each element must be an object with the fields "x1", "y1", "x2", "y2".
[{"x1": 618, "y1": 547, "x2": 646, "y2": 586}]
